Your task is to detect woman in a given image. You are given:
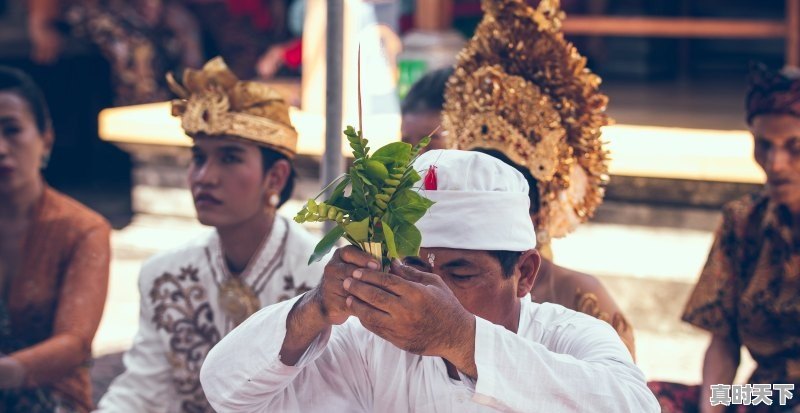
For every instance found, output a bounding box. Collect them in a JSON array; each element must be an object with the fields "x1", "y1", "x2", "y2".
[
  {"x1": 437, "y1": 0, "x2": 635, "y2": 357},
  {"x1": 656, "y1": 63, "x2": 800, "y2": 413},
  {"x1": 96, "y1": 57, "x2": 326, "y2": 412},
  {"x1": 0, "y1": 66, "x2": 111, "y2": 412}
]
